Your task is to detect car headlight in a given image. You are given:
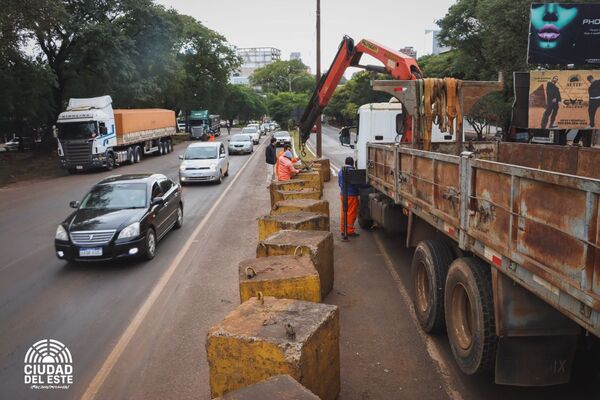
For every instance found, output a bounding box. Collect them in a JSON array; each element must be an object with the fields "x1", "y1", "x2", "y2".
[
  {"x1": 55, "y1": 225, "x2": 68, "y2": 241},
  {"x1": 118, "y1": 222, "x2": 140, "y2": 240},
  {"x1": 209, "y1": 163, "x2": 217, "y2": 170}
]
